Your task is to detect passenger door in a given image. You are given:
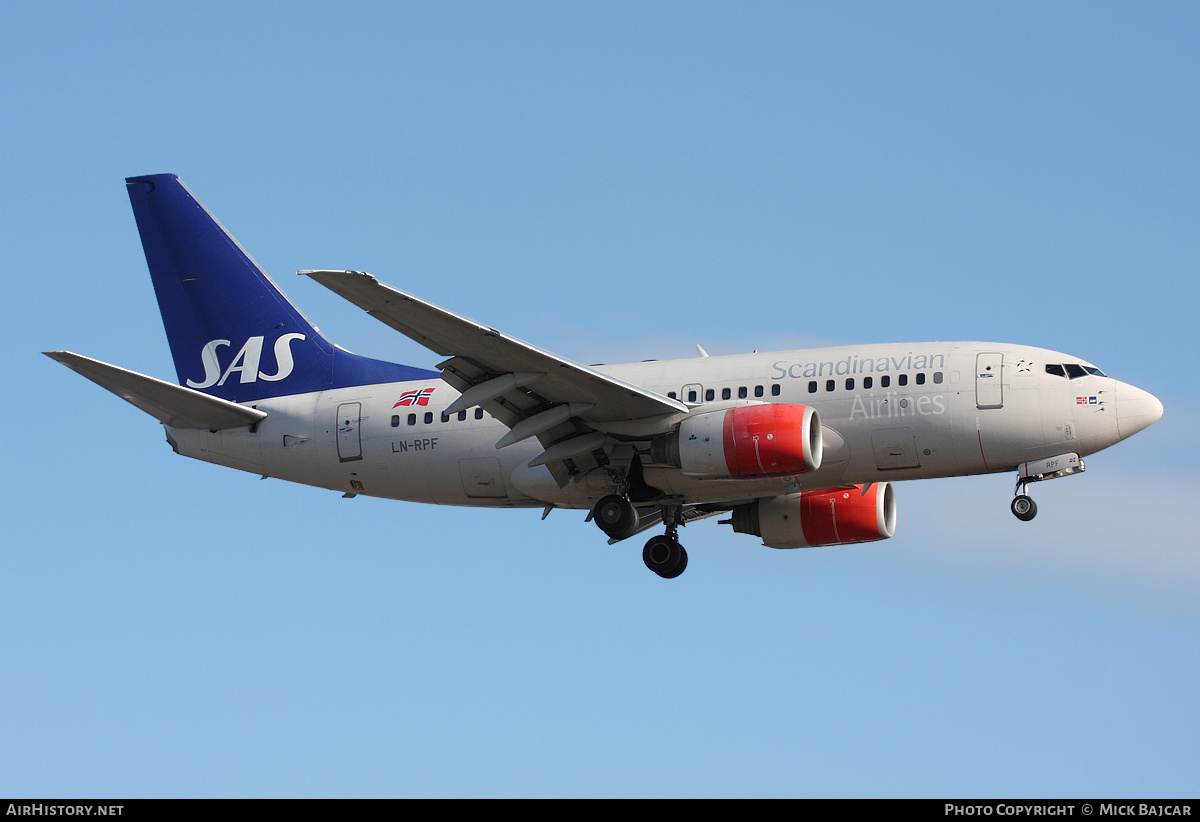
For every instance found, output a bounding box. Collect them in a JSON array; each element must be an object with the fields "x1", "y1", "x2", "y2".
[{"x1": 975, "y1": 353, "x2": 1003, "y2": 409}]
